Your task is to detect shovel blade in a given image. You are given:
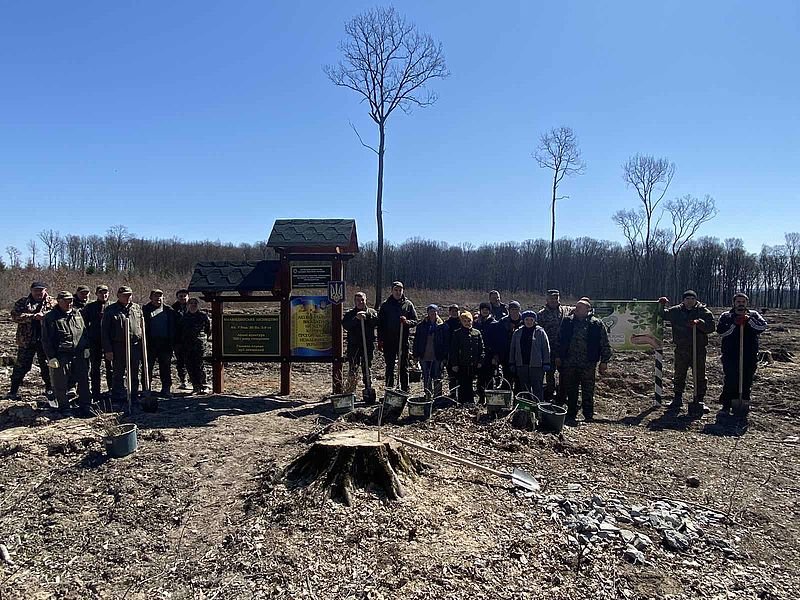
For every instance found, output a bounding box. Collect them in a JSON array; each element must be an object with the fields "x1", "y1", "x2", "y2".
[{"x1": 511, "y1": 468, "x2": 540, "y2": 492}]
